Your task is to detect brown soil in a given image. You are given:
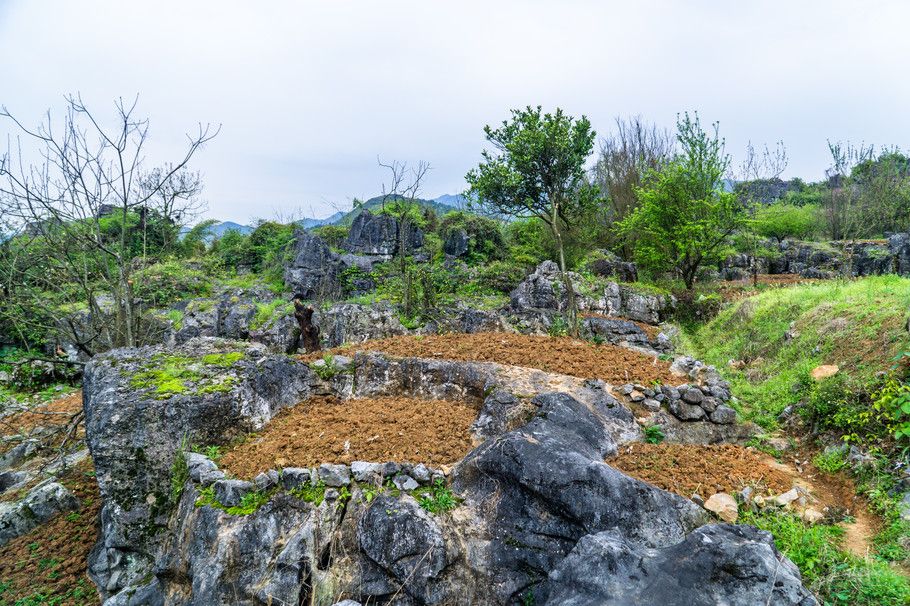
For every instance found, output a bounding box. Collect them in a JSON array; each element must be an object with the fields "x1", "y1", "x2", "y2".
[
  {"x1": 0, "y1": 457, "x2": 101, "y2": 606},
  {"x1": 611, "y1": 443, "x2": 794, "y2": 497},
  {"x1": 0, "y1": 391, "x2": 84, "y2": 455},
  {"x1": 717, "y1": 274, "x2": 822, "y2": 302},
  {"x1": 306, "y1": 333, "x2": 678, "y2": 386},
  {"x1": 219, "y1": 396, "x2": 478, "y2": 479}
]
